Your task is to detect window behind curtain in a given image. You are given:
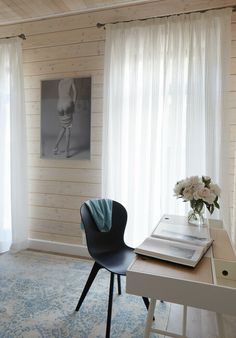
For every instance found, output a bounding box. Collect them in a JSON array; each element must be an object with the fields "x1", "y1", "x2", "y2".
[{"x1": 102, "y1": 9, "x2": 231, "y2": 247}]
